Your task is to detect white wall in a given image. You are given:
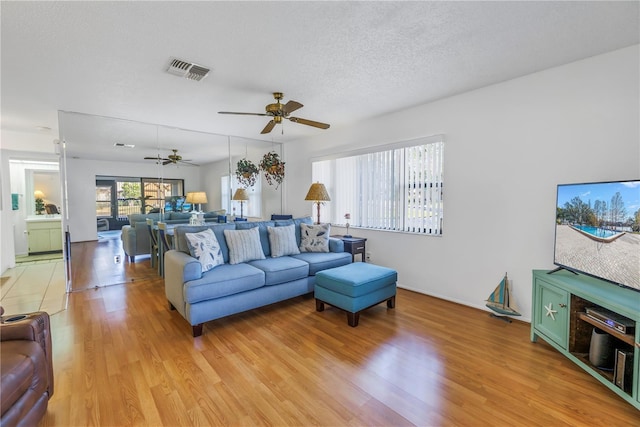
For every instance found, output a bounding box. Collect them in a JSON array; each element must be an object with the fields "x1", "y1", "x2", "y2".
[
  {"x1": 201, "y1": 158, "x2": 229, "y2": 213},
  {"x1": 284, "y1": 45, "x2": 640, "y2": 321},
  {"x1": 65, "y1": 158, "x2": 201, "y2": 242}
]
